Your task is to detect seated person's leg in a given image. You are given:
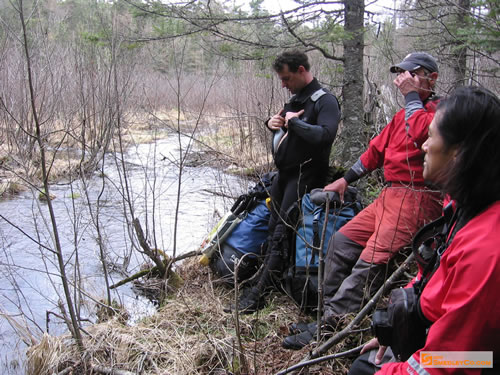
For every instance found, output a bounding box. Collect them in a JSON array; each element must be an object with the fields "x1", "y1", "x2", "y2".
[
  {"x1": 323, "y1": 198, "x2": 377, "y2": 299},
  {"x1": 323, "y1": 232, "x2": 364, "y2": 306},
  {"x1": 283, "y1": 258, "x2": 388, "y2": 350},
  {"x1": 325, "y1": 189, "x2": 423, "y2": 321},
  {"x1": 324, "y1": 258, "x2": 387, "y2": 321},
  {"x1": 360, "y1": 187, "x2": 440, "y2": 265},
  {"x1": 348, "y1": 352, "x2": 379, "y2": 375}
]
